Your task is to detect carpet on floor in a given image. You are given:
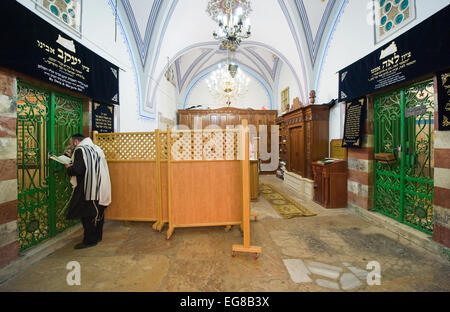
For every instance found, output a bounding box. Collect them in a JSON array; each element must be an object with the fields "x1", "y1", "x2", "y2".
[{"x1": 260, "y1": 183, "x2": 316, "y2": 219}]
